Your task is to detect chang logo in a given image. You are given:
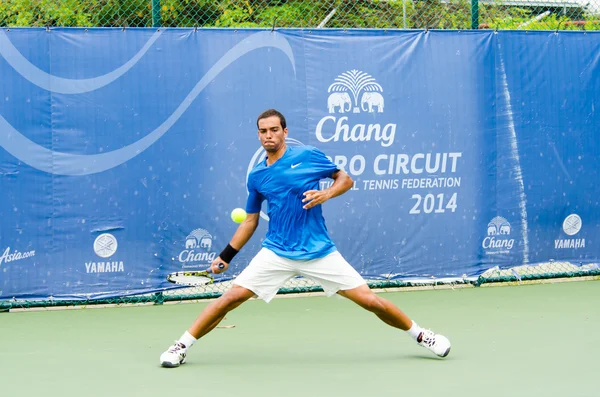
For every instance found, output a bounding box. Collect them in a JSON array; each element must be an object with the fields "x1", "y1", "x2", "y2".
[
  {"x1": 482, "y1": 216, "x2": 515, "y2": 254},
  {"x1": 178, "y1": 228, "x2": 217, "y2": 267},
  {"x1": 246, "y1": 138, "x2": 305, "y2": 221},
  {"x1": 316, "y1": 70, "x2": 396, "y2": 148},
  {"x1": 328, "y1": 70, "x2": 384, "y2": 114},
  {"x1": 555, "y1": 214, "x2": 585, "y2": 249}
]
